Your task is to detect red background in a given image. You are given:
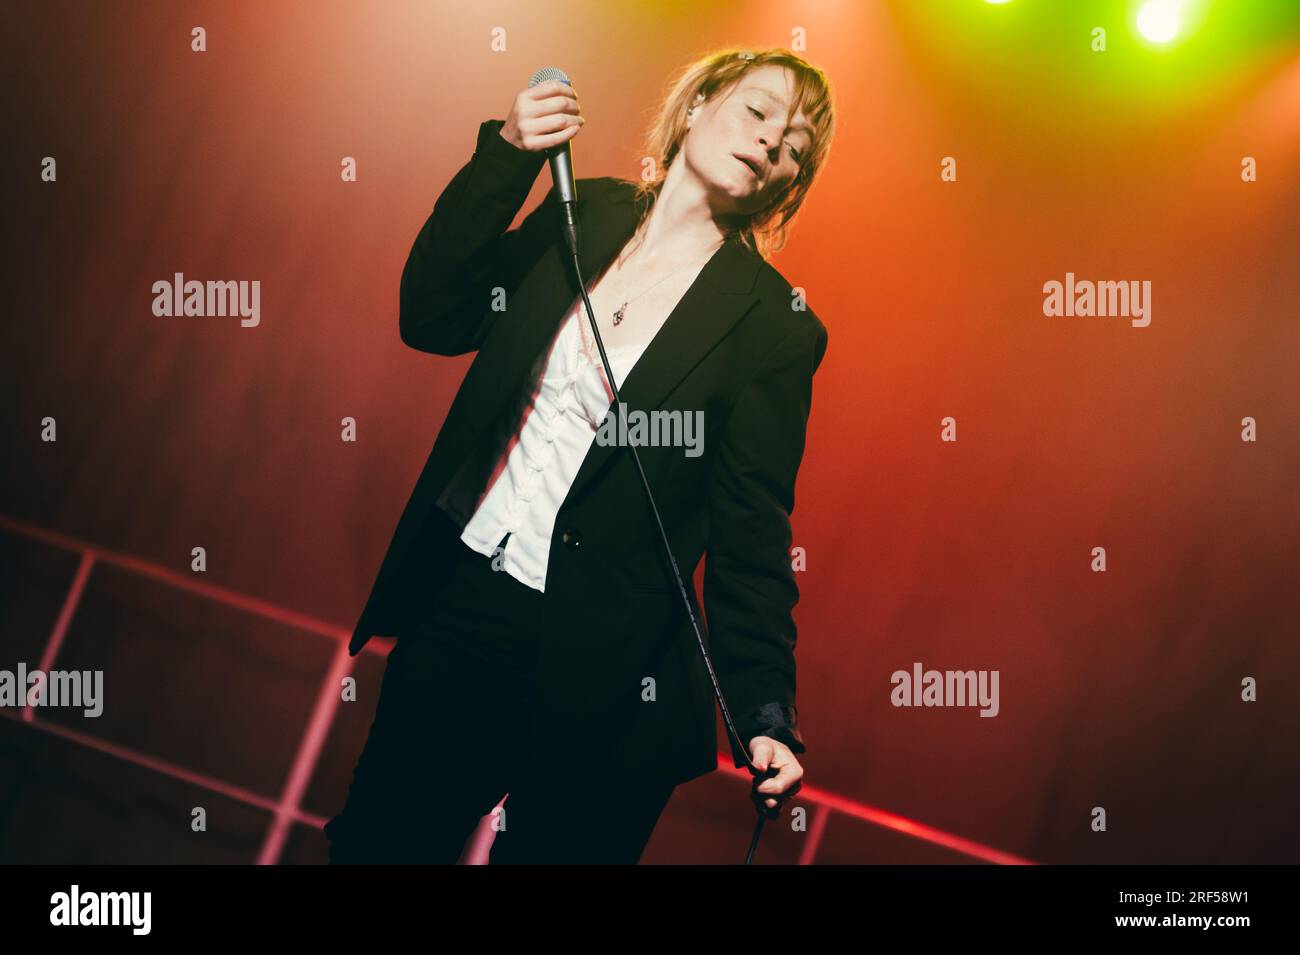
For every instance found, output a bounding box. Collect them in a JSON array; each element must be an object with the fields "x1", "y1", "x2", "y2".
[{"x1": 2, "y1": 0, "x2": 1297, "y2": 864}]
